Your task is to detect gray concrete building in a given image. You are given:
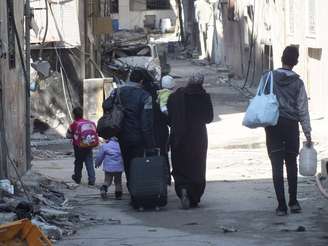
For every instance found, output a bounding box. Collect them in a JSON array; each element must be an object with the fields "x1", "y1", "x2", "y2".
[{"x1": 0, "y1": 0, "x2": 28, "y2": 179}]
